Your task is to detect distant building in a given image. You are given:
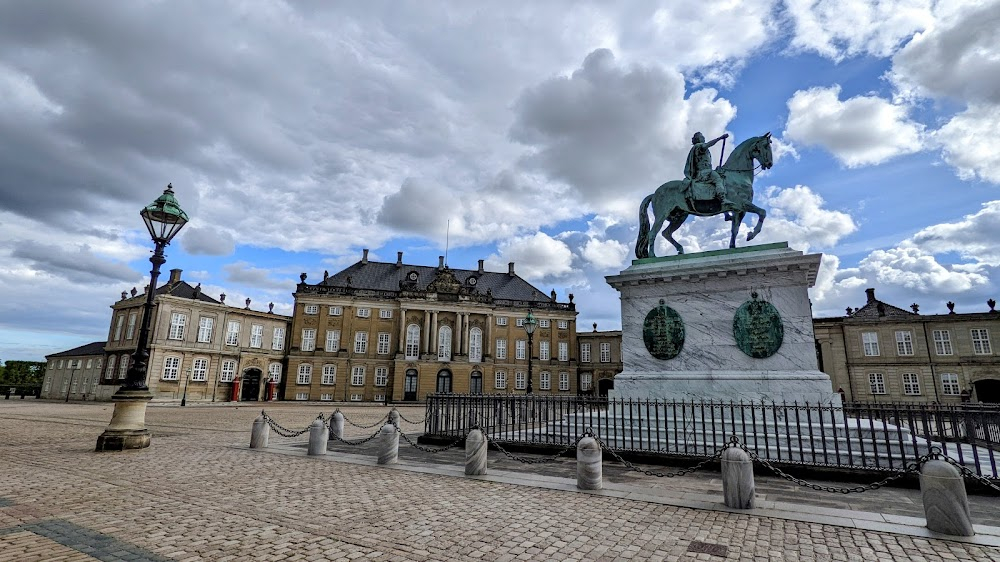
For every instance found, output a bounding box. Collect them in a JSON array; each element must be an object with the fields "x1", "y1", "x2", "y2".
[
  {"x1": 814, "y1": 288, "x2": 1000, "y2": 403},
  {"x1": 577, "y1": 325, "x2": 623, "y2": 397},
  {"x1": 99, "y1": 269, "x2": 292, "y2": 402},
  {"x1": 42, "y1": 341, "x2": 106, "y2": 400},
  {"x1": 284, "y1": 250, "x2": 580, "y2": 402}
]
